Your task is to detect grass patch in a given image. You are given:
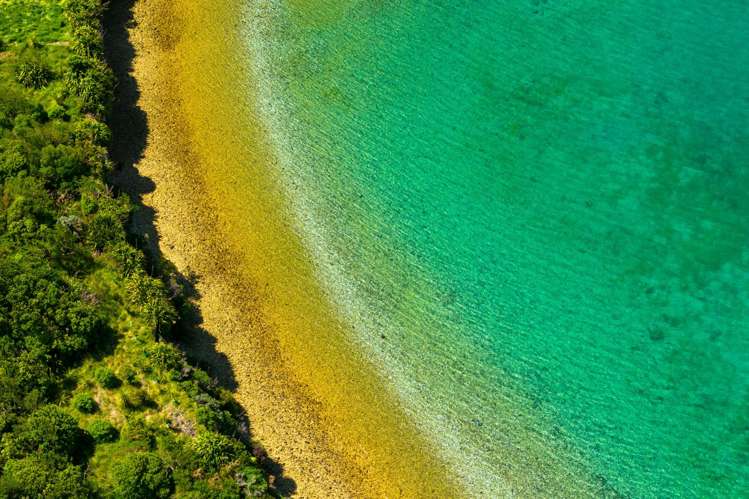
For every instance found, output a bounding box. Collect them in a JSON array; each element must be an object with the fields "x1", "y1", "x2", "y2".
[{"x1": 0, "y1": 0, "x2": 68, "y2": 46}]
